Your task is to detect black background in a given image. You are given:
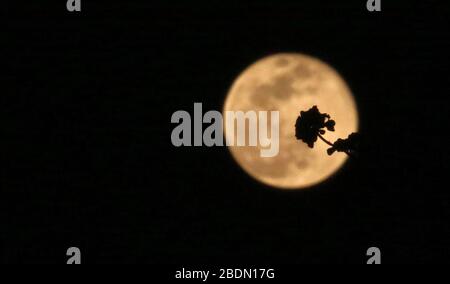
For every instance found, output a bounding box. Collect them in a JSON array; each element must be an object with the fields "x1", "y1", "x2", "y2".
[{"x1": 3, "y1": 0, "x2": 450, "y2": 264}]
